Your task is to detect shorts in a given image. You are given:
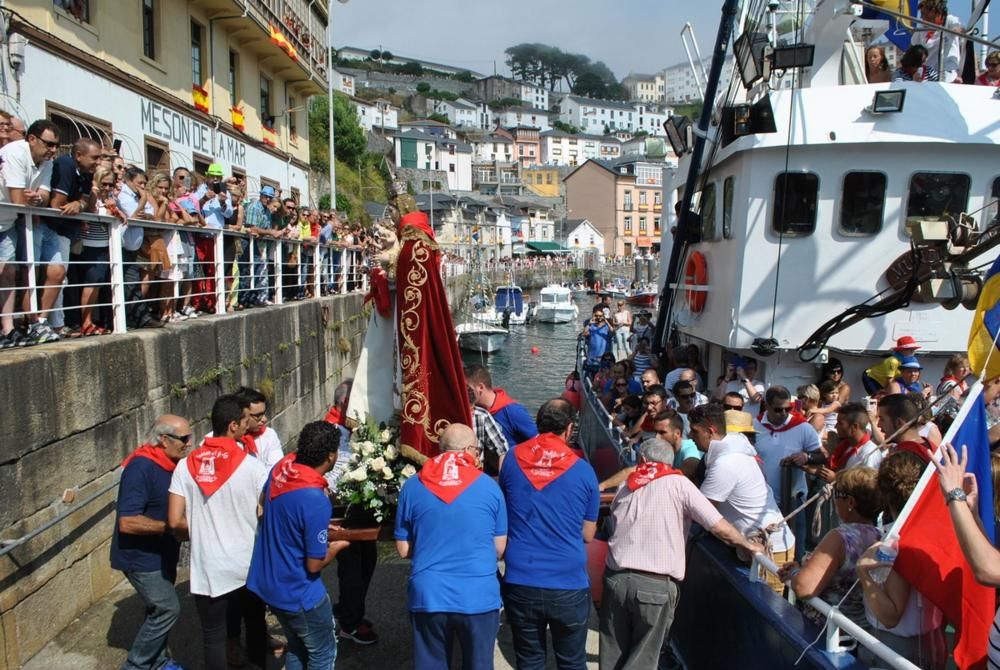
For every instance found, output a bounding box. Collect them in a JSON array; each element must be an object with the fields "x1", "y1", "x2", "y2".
[
  {"x1": 0, "y1": 227, "x2": 15, "y2": 263},
  {"x1": 32, "y1": 222, "x2": 71, "y2": 265}
]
